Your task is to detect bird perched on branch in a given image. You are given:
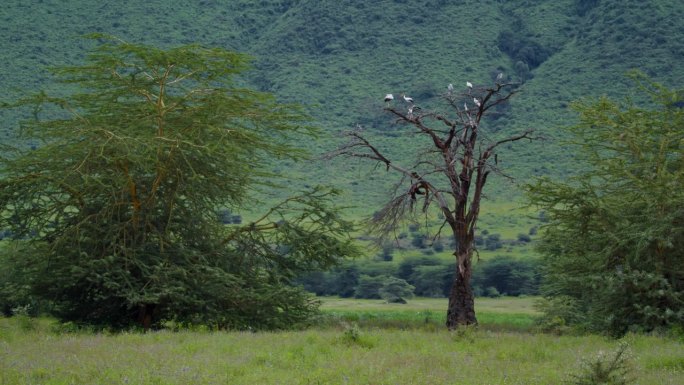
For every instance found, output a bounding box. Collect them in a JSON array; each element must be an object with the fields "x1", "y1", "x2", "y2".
[
  {"x1": 473, "y1": 98, "x2": 481, "y2": 107},
  {"x1": 448, "y1": 83, "x2": 454, "y2": 94},
  {"x1": 384, "y1": 93, "x2": 394, "y2": 106},
  {"x1": 466, "y1": 81, "x2": 473, "y2": 89},
  {"x1": 402, "y1": 94, "x2": 414, "y2": 104}
]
